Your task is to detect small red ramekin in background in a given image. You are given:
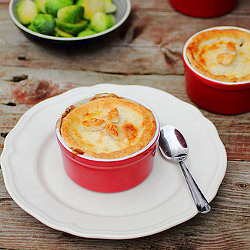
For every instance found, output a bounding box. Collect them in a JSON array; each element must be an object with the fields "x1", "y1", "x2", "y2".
[
  {"x1": 169, "y1": 0, "x2": 238, "y2": 18},
  {"x1": 183, "y1": 26, "x2": 250, "y2": 115}
]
